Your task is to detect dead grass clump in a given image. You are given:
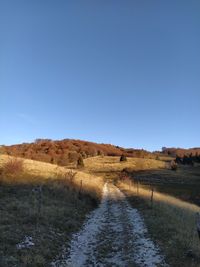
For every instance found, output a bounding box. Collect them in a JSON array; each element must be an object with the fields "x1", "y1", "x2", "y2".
[
  {"x1": 1, "y1": 158, "x2": 24, "y2": 178},
  {"x1": 64, "y1": 170, "x2": 77, "y2": 182}
]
